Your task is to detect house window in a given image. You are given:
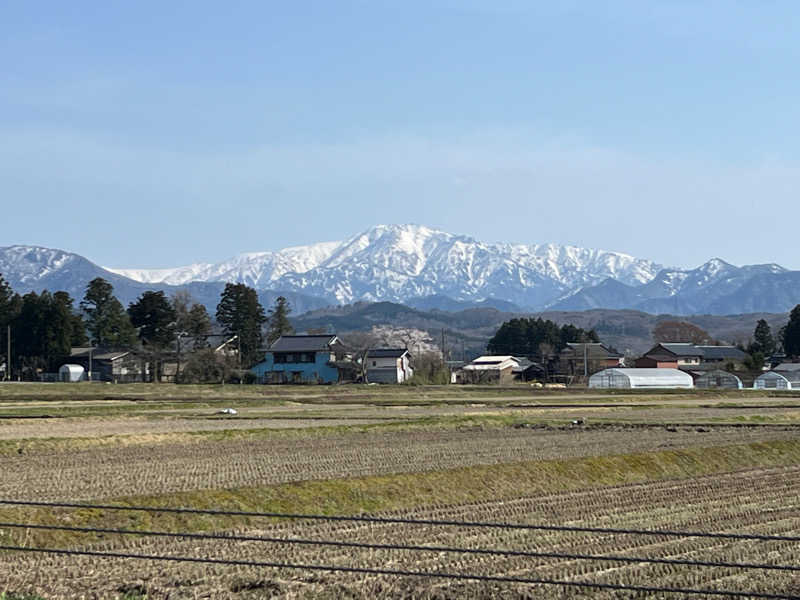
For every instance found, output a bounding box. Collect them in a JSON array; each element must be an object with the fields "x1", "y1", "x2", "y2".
[{"x1": 372, "y1": 361, "x2": 376, "y2": 367}]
